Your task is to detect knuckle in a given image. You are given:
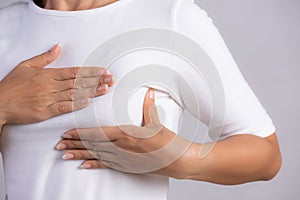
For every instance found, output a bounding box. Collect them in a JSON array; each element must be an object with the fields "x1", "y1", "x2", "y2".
[
  {"x1": 55, "y1": 102, "x2": 69, "y2": 113},
  {"x1": 75, "y1": 78, "x2": 85, "y2": 88},
  {"x1": 76, "y1": 151, "x2": 85, "y2": 159},
  {"x1": 74, "y1": 152, "x2": 81, "y2": 159},
  {"x1": 91, "y1": 130, "x2": 101, "y2": 142},
  {"x1": 67, "y1": 141, "x2": 76, "y2": 149},
  {"x1": 18, "y1": 60, "x2": 28, "y2": 67},
  {"x1": 84, "y1": 141, "x2": 95, "y2": 150},
  {"x1": 94, "y1": 151, "x2": 102, "y2": 159},
  {"x1": 40, "y1": 52, "x2": 52, "y2": 65},
  {"x1": 67, "y1": 79, "x2": 75, "y2": 89},
  {"x1": 94, "y1": 162, "x2": 101, "y2": 168},
  {"x1": 44, "y1": 58, "x2": 52, "y2": 66},
  {"x1": 68, "y1": 67, "x2": 79, "y2": 78},
  {"x1": 67, "y1": 89, "x2": 75, "y2": 100}
]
